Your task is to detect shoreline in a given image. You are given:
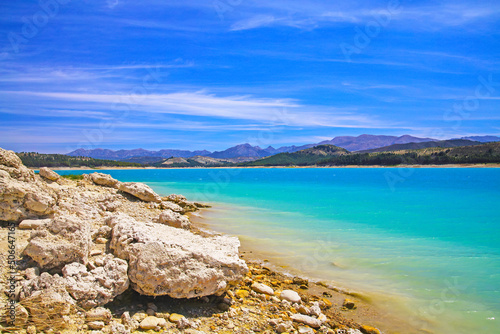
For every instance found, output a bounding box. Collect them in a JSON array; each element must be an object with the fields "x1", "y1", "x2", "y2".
[
  {"x1": 190, "y1": 211, "x2": 426, "y2": 334},
  {"x1": 37, "y1": 163, "x2": 500, "y2": 170}
]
